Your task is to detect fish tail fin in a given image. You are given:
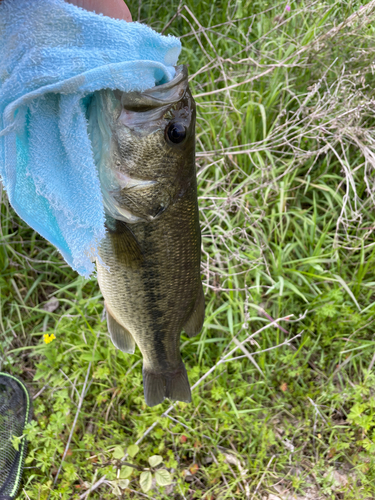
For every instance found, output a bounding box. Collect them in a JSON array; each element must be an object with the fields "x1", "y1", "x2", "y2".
[
  {"x1": 142, "y1": 368, "x2": 165, "y2": 407},
  {"x1": 165, "y1": 364, "x2": 192, "y2": 404},
  {"x1": 142, "y1": 364, "x2": 192, "y2": 407}
]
